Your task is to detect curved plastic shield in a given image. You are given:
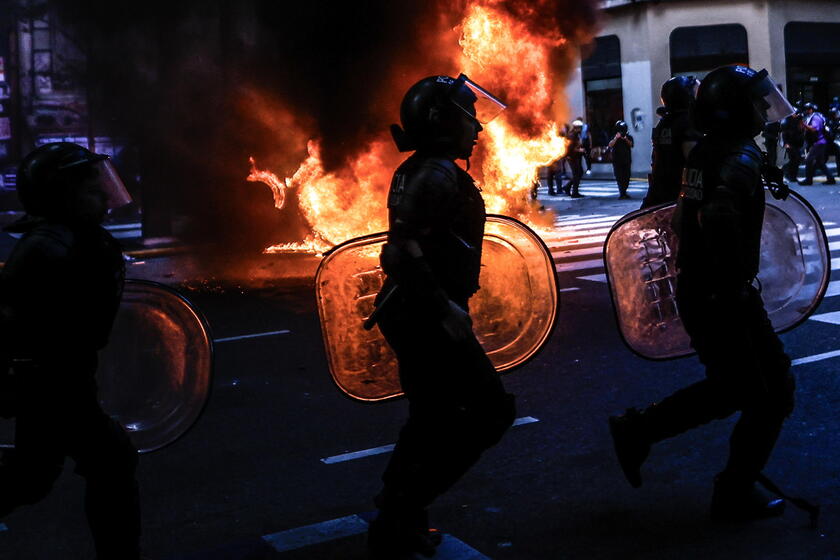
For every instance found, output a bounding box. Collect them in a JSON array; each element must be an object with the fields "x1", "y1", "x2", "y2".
[
  {"x1": 316, "y1": 215, "x2": 559, "y2": 402},
  {"x1": 96, "y1": 280, "x2": 213, "y2": 453},
  {"x1": 0, "y1": 280, "x2": 213, "y2": 453},
  {"x1": 605, "y1": 188, "x2": 829, "y2": 360}
]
